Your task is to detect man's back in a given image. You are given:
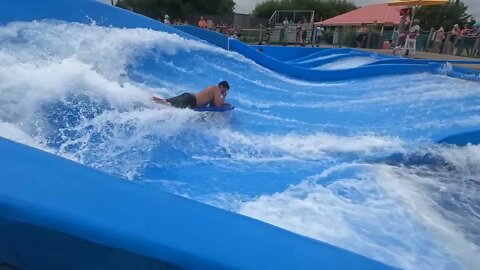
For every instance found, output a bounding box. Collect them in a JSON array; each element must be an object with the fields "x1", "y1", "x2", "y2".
[{"x1": 196, "y1": 86, "x2": 222, "y2": 107}]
